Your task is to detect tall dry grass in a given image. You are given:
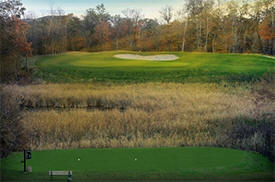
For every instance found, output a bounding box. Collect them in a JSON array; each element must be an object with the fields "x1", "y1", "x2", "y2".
[
  {"x1": 2, "y1": 83, "x2": 255, "y2": 111},
  {"x1": 1, "y1": 82, "x2": 274, "y2": 160}
]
